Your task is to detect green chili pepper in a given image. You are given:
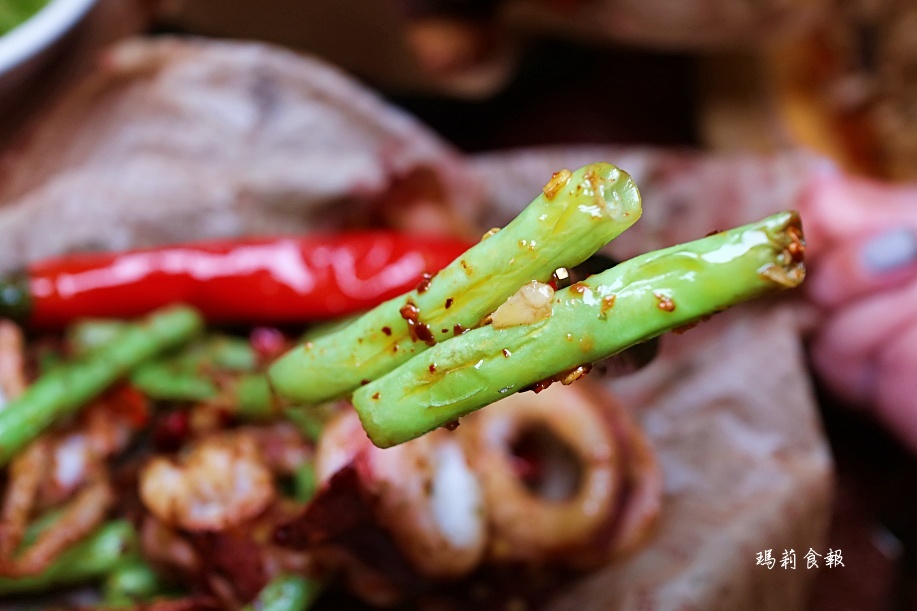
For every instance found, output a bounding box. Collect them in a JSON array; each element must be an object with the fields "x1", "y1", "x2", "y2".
[
  {"x1": 269, "y1": 163, "x2": 642, "y2": 404},
  {"x1": 353, "y1": 211, "x2": 806, "y2": 447}
]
